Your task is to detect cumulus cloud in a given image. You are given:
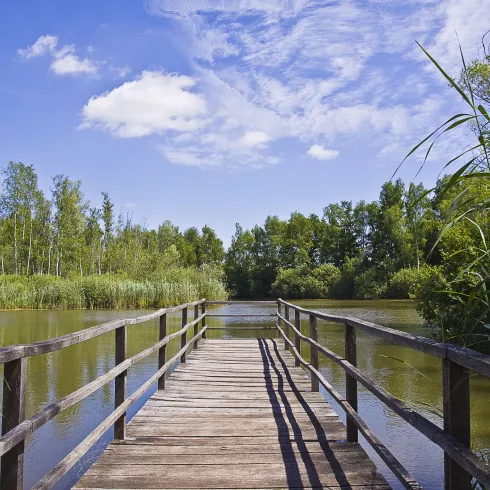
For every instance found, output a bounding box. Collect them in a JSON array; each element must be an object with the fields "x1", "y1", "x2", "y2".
[
  {"x1": 18, "y1": 35, "x2": 98, "y2": 76},
  {"x1": 307, "y1": 145, "x2": 340, "y2": 161},
  {"x1": 80, "y1": 71, "x2": 207, "y2": 138}
]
